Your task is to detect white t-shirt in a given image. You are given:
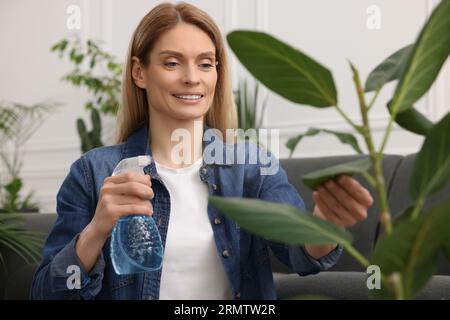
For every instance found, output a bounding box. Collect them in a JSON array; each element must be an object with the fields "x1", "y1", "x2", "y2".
[{"x1": 156, "y1": 157, "x2": 233, "y2": 300}]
